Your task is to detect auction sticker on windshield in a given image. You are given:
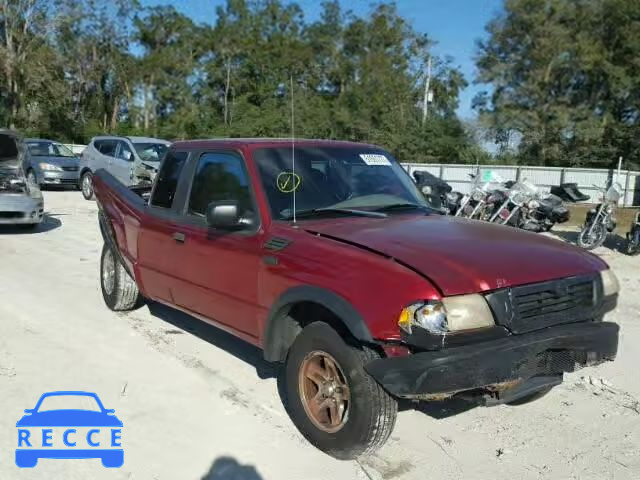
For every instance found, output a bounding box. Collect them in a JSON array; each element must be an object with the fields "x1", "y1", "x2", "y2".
[
  {"x1": 15, "y1": 391, "x2": 123, "y2": 468},
  {"x1": 359, "y1": 154, "x2": 391, "y2": 166}
]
